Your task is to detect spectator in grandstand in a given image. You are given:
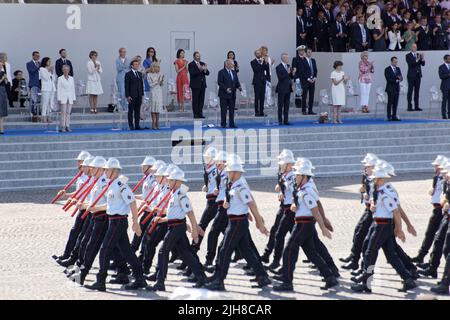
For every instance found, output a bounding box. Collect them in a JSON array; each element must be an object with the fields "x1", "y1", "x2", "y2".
[
  {"x1": 303, "y1": 0, "x2": 317, "y2": 49},
  {"x1": 39, "y1": 57, "x2": 56, "y2": 124},
  {"x1": 330, "y1": 13, "x2": 348, "y2": 52},
  {"x1": 0, "y1": 60, "x2": 7, "y2": 134},
  {"x1": 350, "y1": 15, "x2": 371, "y2": 52},
  {"x1": 26, "y1": 51, "x2": 41, "y2": 121},
  {"x1": 227, "y1": 51, "x2": 239, "y2": 73},
  {"x1": 313, "y1": 10, "x2": 331, "y2": 51},
  {"x1": 115, "y1": 48, "x2": 130, "y2": 112},
  {"x1": 416, "y1": 17, "x2": 433, "y2": 50},
  {"x1": 55, "y1": 49, "x2": 74, "y2": 78},
  {"x1": 147, "y1": 63, "x2": 164, "y2": 130},
  {"x1": 57, "y1": 65, "x2": 76, "y2": 133},
  {"x1": 388, "y1": 22, "x2": 404, "y2": 50},
  {"x1": 174, "y1": 49, "x2": 189, "y2": 112},
  {"x1": 143, "y1": 47, "x2": 158, "y2": 101},
  {"x1": 296, "y1": 8, "x2": 308, "y2": 47},
  {"x1": 358, "y1": 51, "x2": 374, "y2": 113},
  {"x1": 372, "y1": 20, "x2": 388, "y2": 51},
  {"x1": 330, "y1": 60, "x2": 348, "y2": 124},
  {"x1": 431, "y1": 14, "x2": 448, "y2": 49},
  {"x1": 402, "y1": 21, "x2": 418, "y2": 51},
  {"x1": 86, "y1": 50, "x2": 103, "y2": 114},
  {"x1": 439, "y1": 54, "x2": 450, "y2": 119}
]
